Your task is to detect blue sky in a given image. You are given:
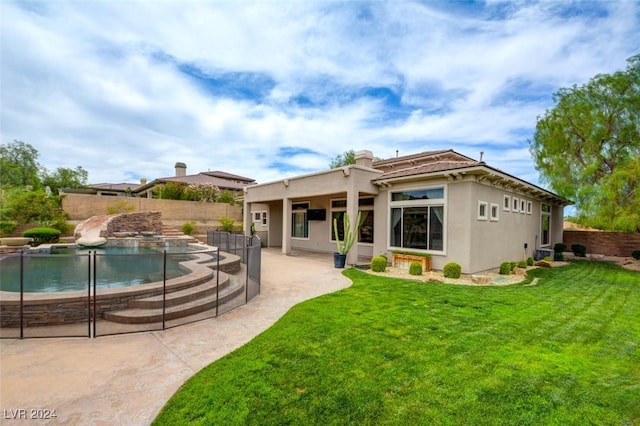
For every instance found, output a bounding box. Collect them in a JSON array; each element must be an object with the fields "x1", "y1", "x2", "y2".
[{"x1": 1, "y1": 1, "x2": 638, "y2": 188}]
